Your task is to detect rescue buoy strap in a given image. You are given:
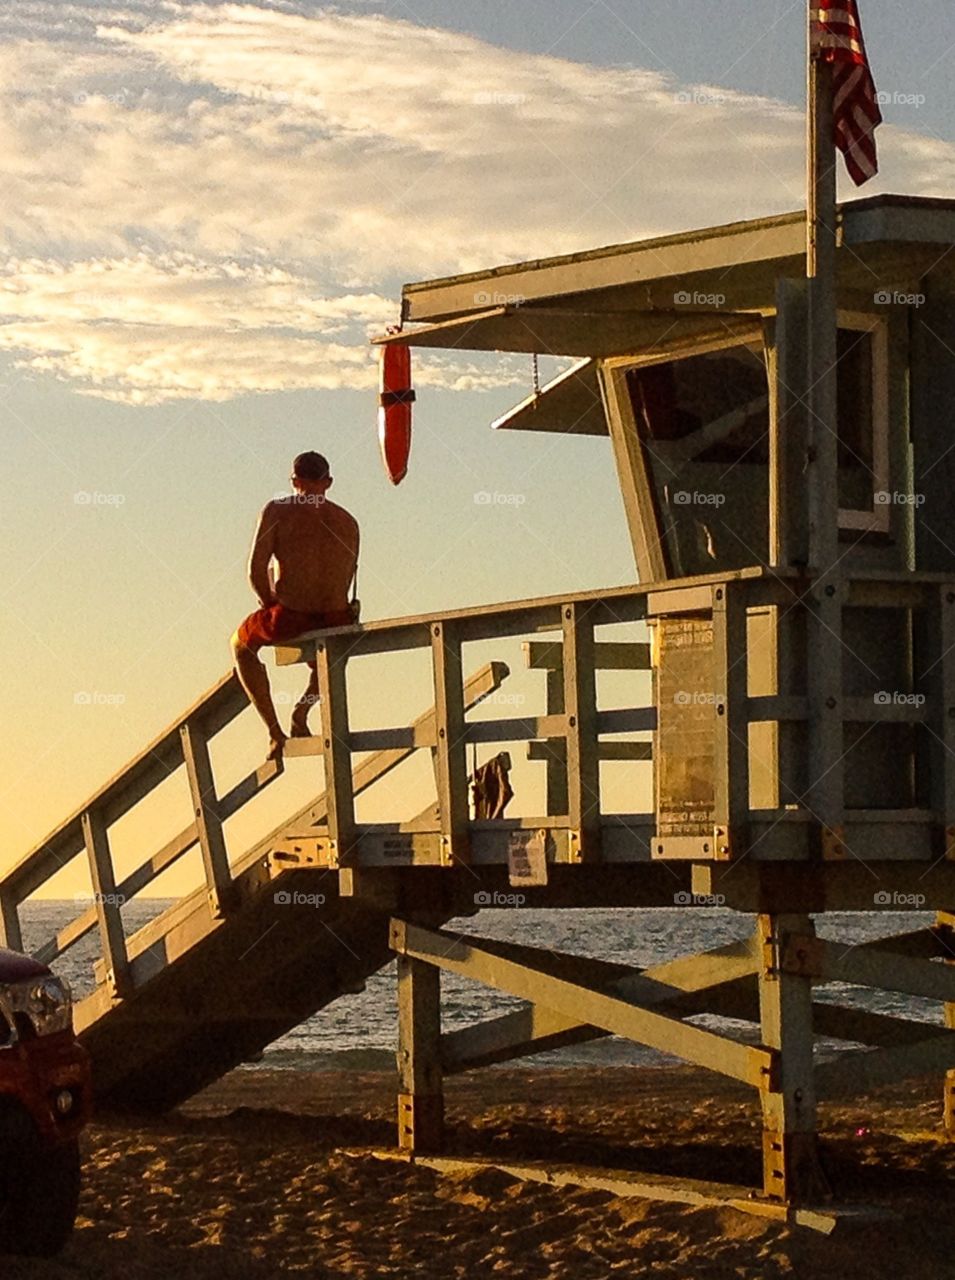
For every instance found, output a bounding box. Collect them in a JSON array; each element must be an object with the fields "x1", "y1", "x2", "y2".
[{"x1": 379, "y1": 389, "x2": 417, "y2": 407}]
